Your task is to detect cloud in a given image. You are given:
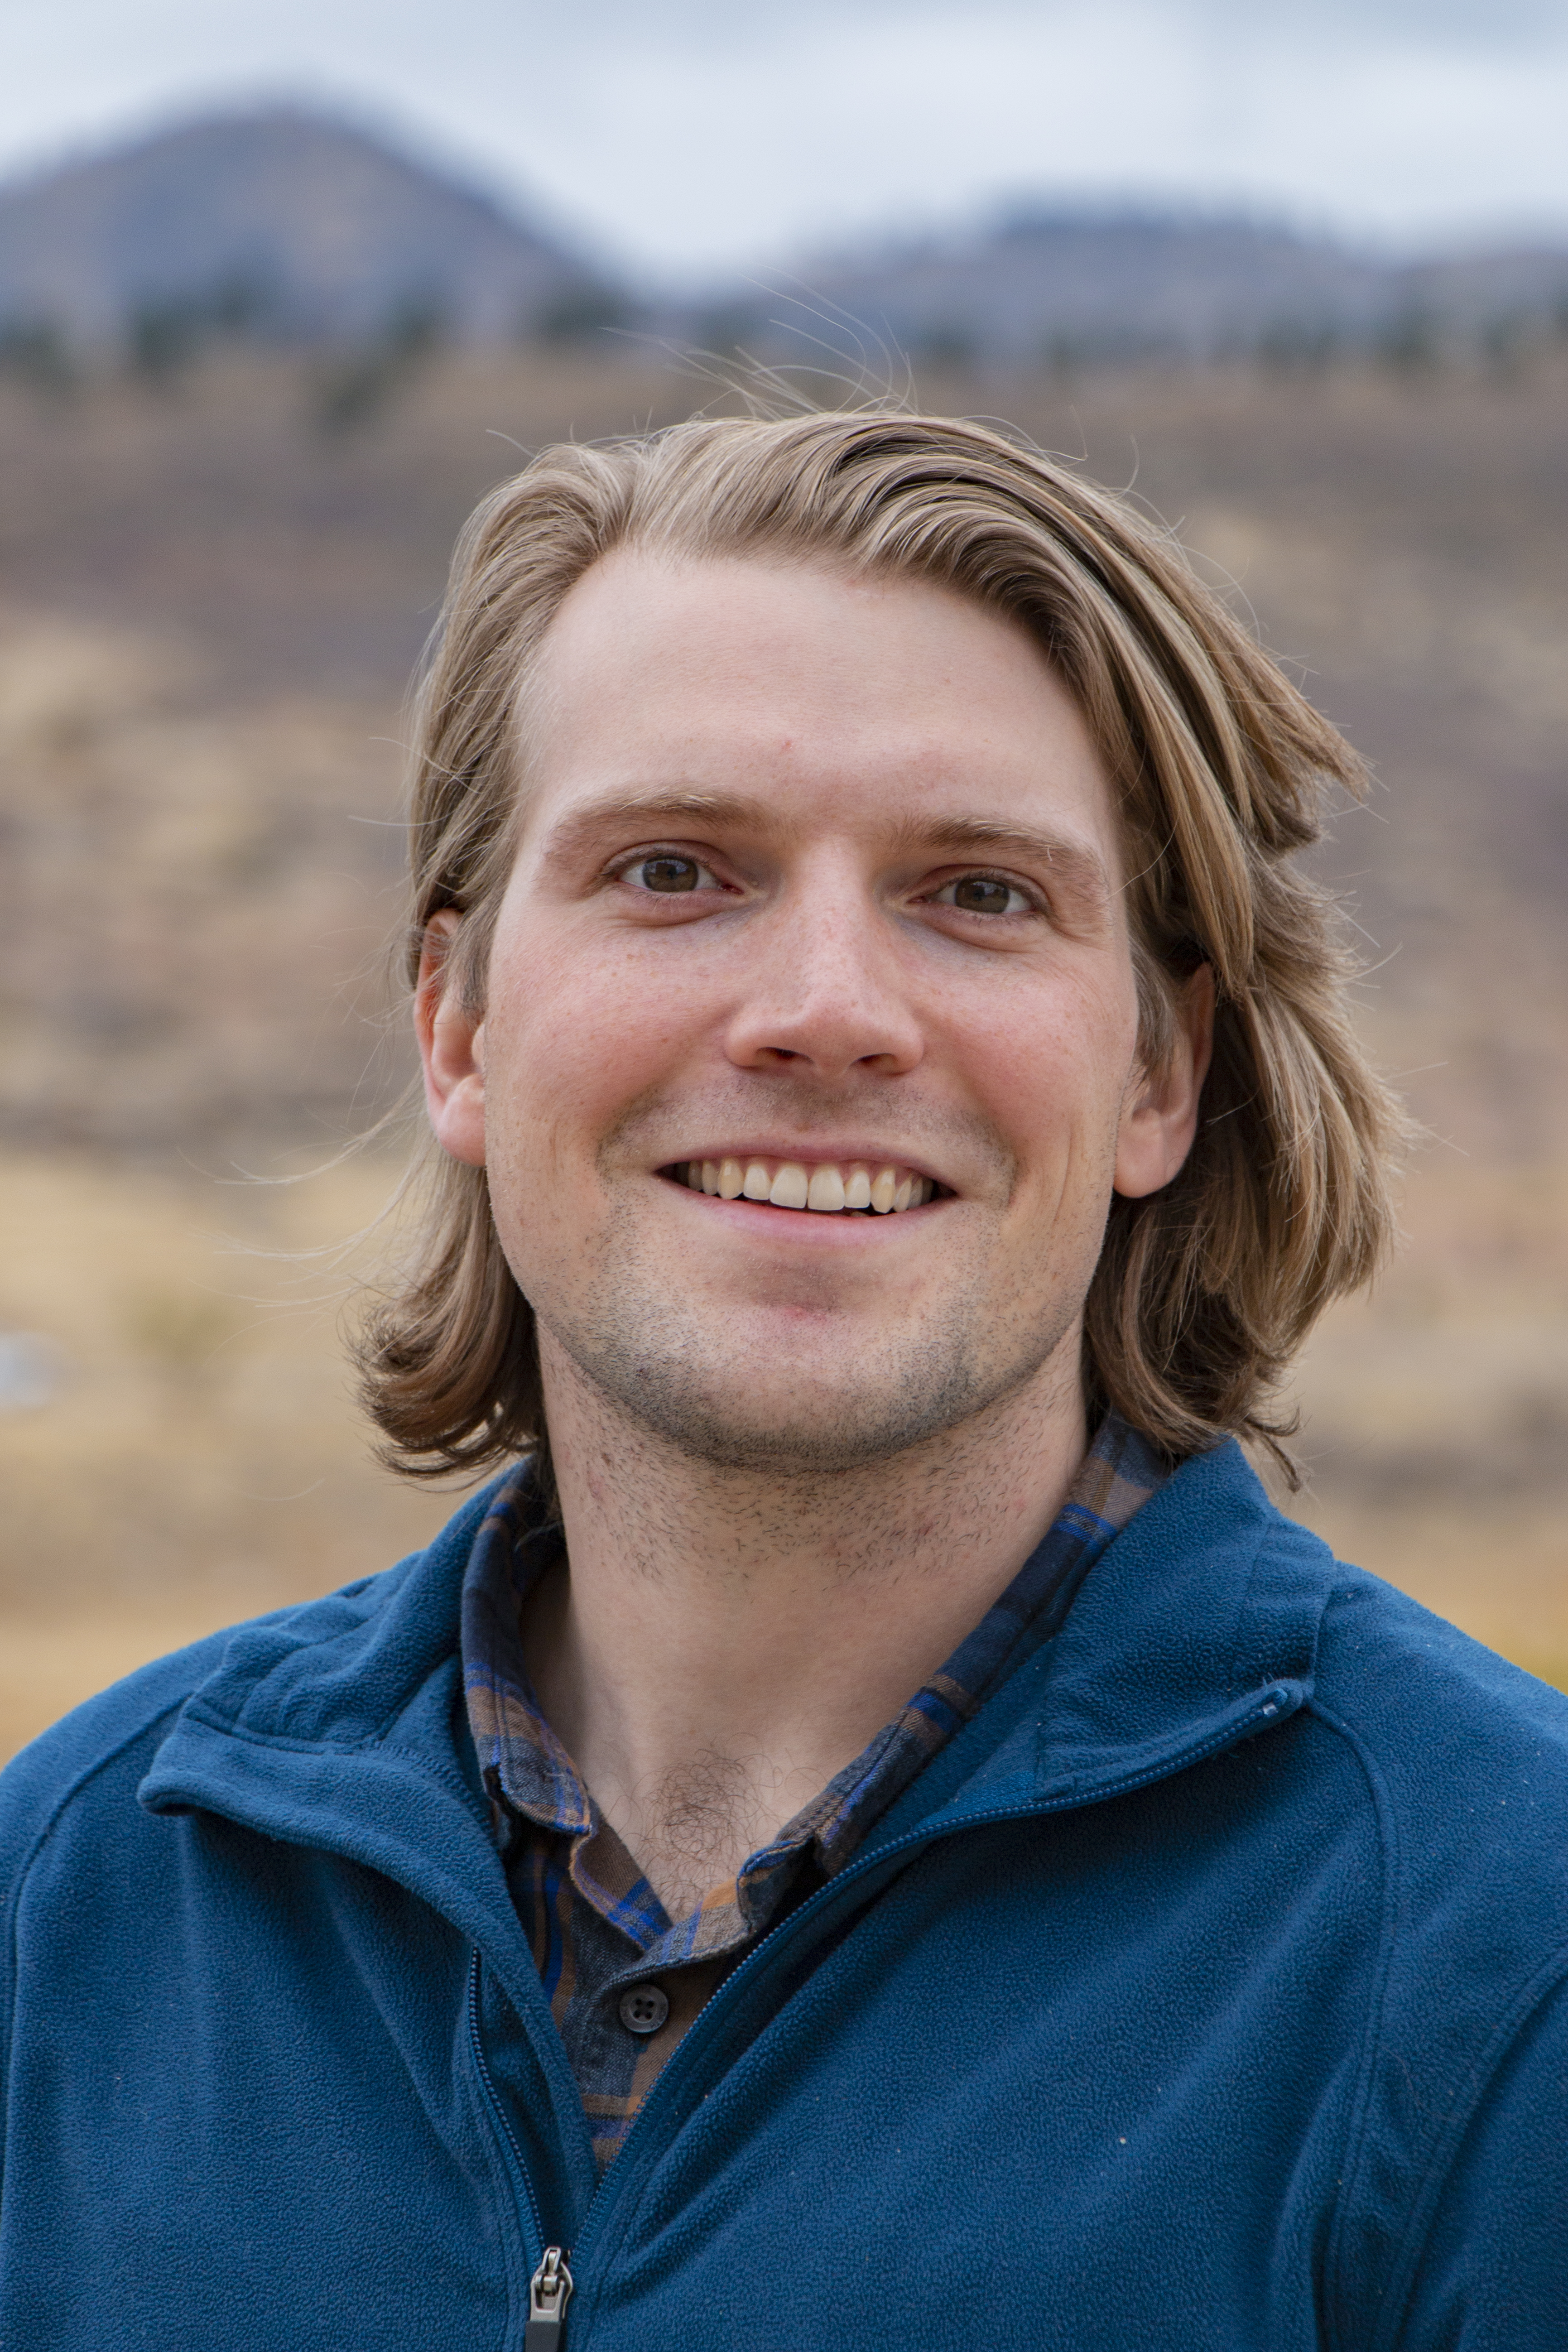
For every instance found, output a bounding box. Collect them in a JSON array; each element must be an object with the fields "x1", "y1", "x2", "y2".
[
  {"x1": 1175, "y1": 0, "x2": 1565, "y2": 39},
  {"x1": 1, "y1": 0, "x2": 1566, "y2": 277},
  {"x1": 501, "y1": 0, "x2": 1568, "y2": 42}
]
